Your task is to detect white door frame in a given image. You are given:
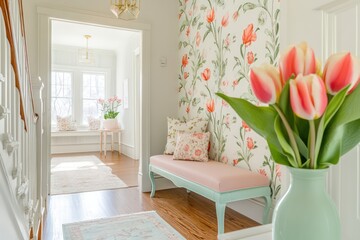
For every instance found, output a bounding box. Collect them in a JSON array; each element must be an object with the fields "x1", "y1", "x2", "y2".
[
  {"x1": 37, "y1": 6, "x2": 152, "y2": 197},
  {"x1": 133, "y1": 47, "x2": 140, "y2": 160}
]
